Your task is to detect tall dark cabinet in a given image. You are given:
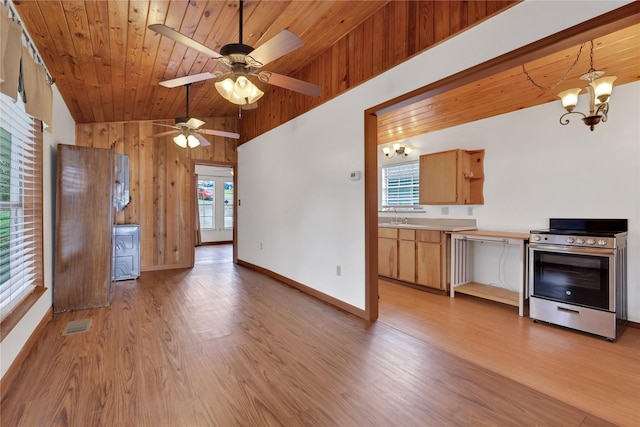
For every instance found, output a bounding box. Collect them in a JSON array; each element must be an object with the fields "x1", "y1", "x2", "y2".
[{"x1": 54, "y1": 144, "x2": 114, "y2": 313}]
